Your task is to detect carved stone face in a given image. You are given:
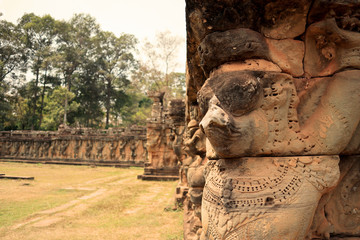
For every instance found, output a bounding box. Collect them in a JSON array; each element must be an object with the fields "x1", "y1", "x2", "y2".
[{"x1": 198, "y1": 71, "x2": 268, "y2": 159}]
